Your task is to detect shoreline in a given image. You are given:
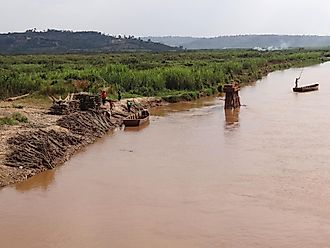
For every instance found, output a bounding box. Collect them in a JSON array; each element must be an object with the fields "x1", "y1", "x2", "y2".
[
  {"x1": 0, "y1": 97, "x2": 166, "y2": 188},
  {"x1": 0, "y1": 61, "x2": 326, "y2": 188}
]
